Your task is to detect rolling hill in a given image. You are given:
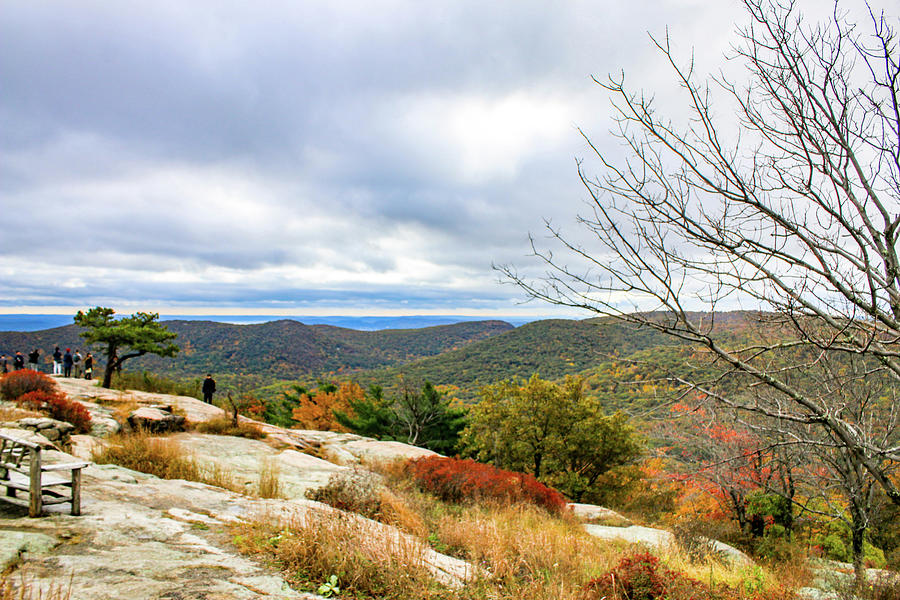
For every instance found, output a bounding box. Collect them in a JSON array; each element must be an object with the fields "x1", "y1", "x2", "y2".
[{"x1": 0, "y1": 319, "x2": 514, "y2": 381}]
